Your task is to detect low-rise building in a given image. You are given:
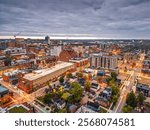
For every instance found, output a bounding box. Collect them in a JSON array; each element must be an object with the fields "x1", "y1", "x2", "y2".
[
  {"x1": 0, "y1": 85, "x2": 10, "y2": 105},
  {"x1": 76, "y1": 100, "x2": 100, "y2": 113},
  {"x1": 136, "y1": 83, "x2": 150, "y2": 97},
  {"x1": 76, "y1": 105, "x2": 97, "y2": 113},
  {"x1": 86, "y1": 101, "x2": 100, "y2": 112},
  {"x1": 96, "y1": 87, "x2": 112, "y2": 107},
  {"x1": 142, "y1": 60, "x2": 150, "y2": 75},
  {"x1": 18, "y1": 61, "x2": 75, "y2": 93},
  {"x1": 91, "y1": 80, "x2": 100, "y2": 91},
  {"x1": 59, "y1": 47, "x2": 77, "y2": 62},
  {"x1": 55, "y1": 100, "x2": 66, "y2": 109},
  {"x1": 2, "y1": 70, "x2": 26, "y2": 85},
  {"x1": 7, "y1": 104, "x2": 30, "y2": 113},
  {"x1": 3, "y1": 47, "x2": 26, "y2": 55},
  {"x1": 69, "y1": 57, "x2": 89, "y2": 68}
]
